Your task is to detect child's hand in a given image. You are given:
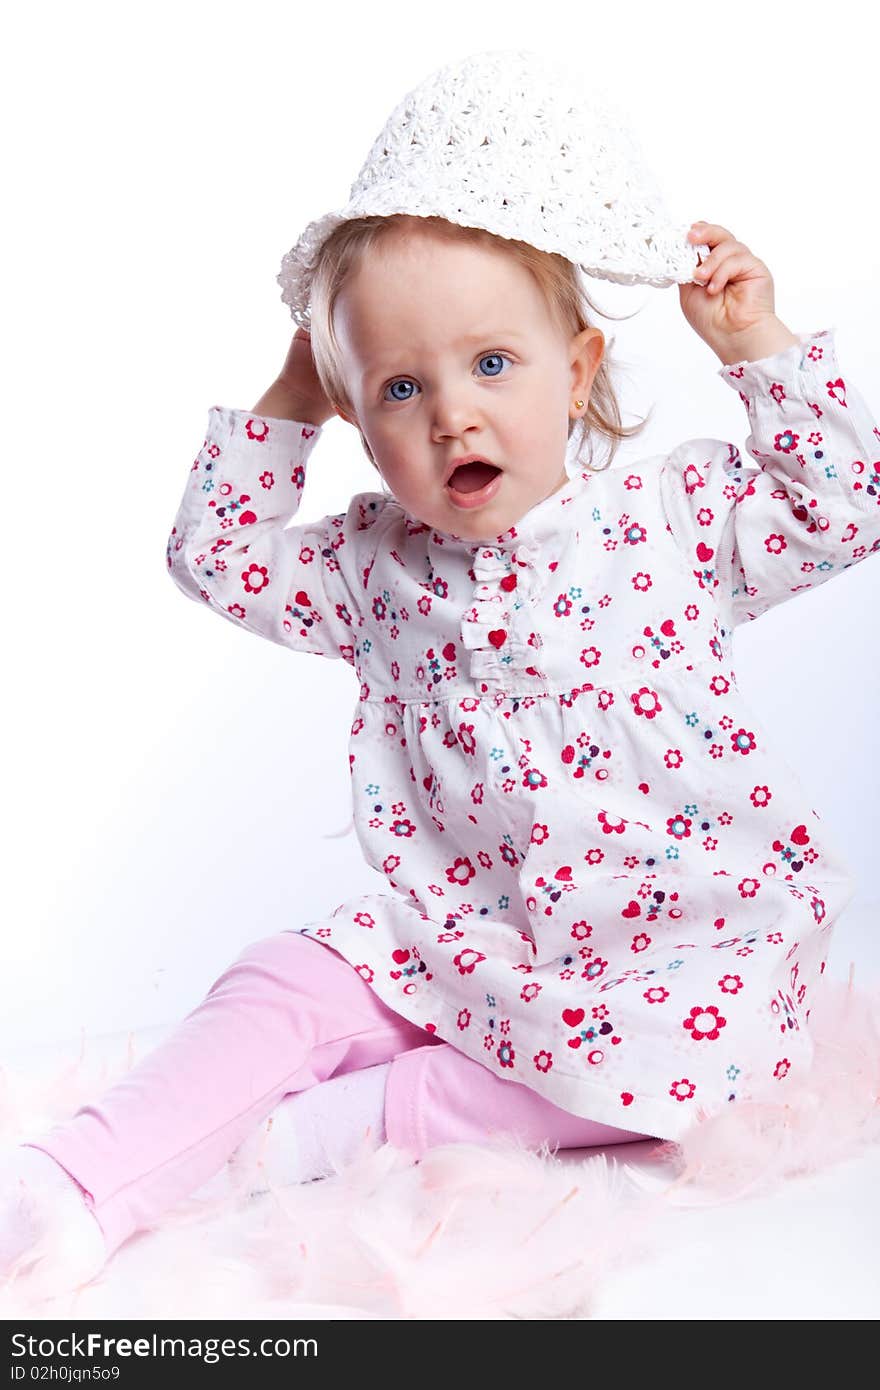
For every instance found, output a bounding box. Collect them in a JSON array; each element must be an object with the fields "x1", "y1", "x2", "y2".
[
  {"x1": 266, "y1": 327, "x2": 337, "y2": 427},
  {"x1": 679, "y1": 222, "x2": 780, "y2": 357},
  {"x1": 276, "y1": 327, "x2": 337, "y2": 425}
]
